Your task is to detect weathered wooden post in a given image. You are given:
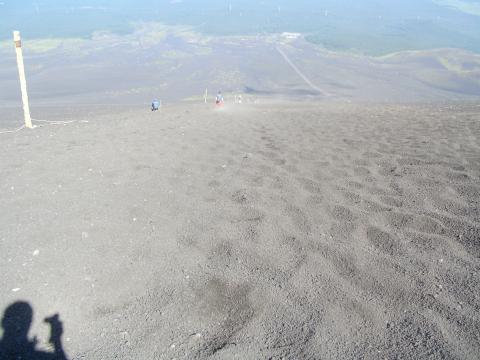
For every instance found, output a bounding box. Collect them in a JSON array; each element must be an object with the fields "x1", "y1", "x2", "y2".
[
  {"x1": 13, "y1": 31, "x2": 33, "y2": 129},
  {"x1": 204, "y1": 88, "x2": 208, "y2": 104}
]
